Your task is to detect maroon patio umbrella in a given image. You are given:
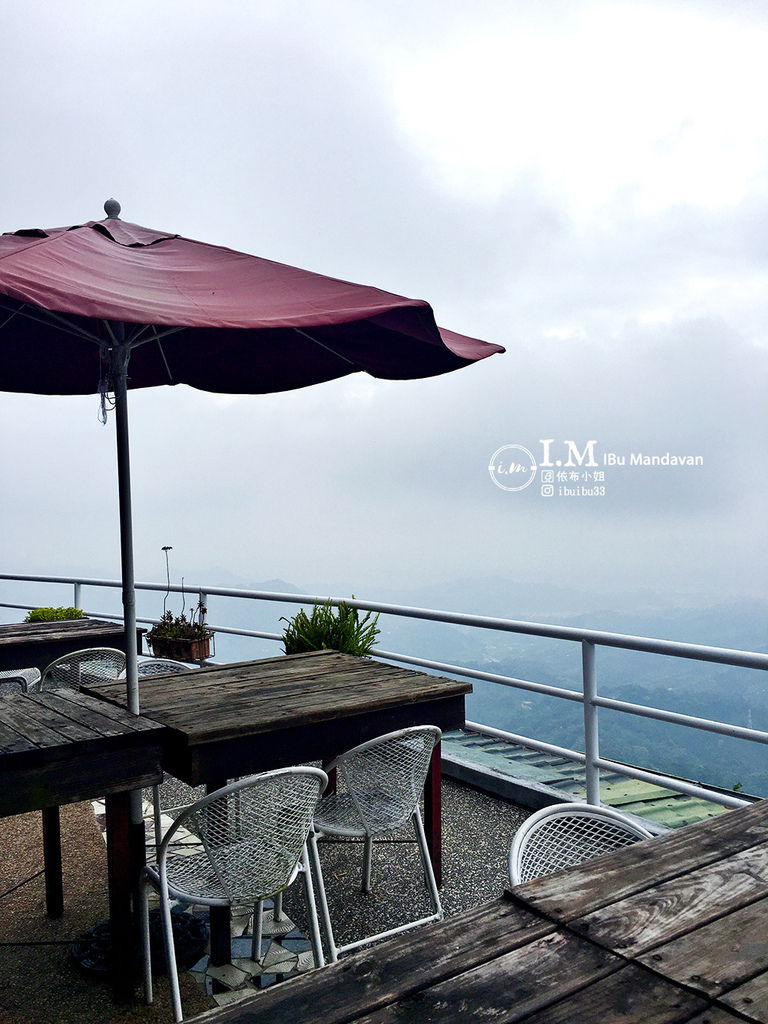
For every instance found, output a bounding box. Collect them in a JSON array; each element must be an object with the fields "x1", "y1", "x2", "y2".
[{"x1": 0, "y1": 200, "x2": 504, "y2": 711}]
